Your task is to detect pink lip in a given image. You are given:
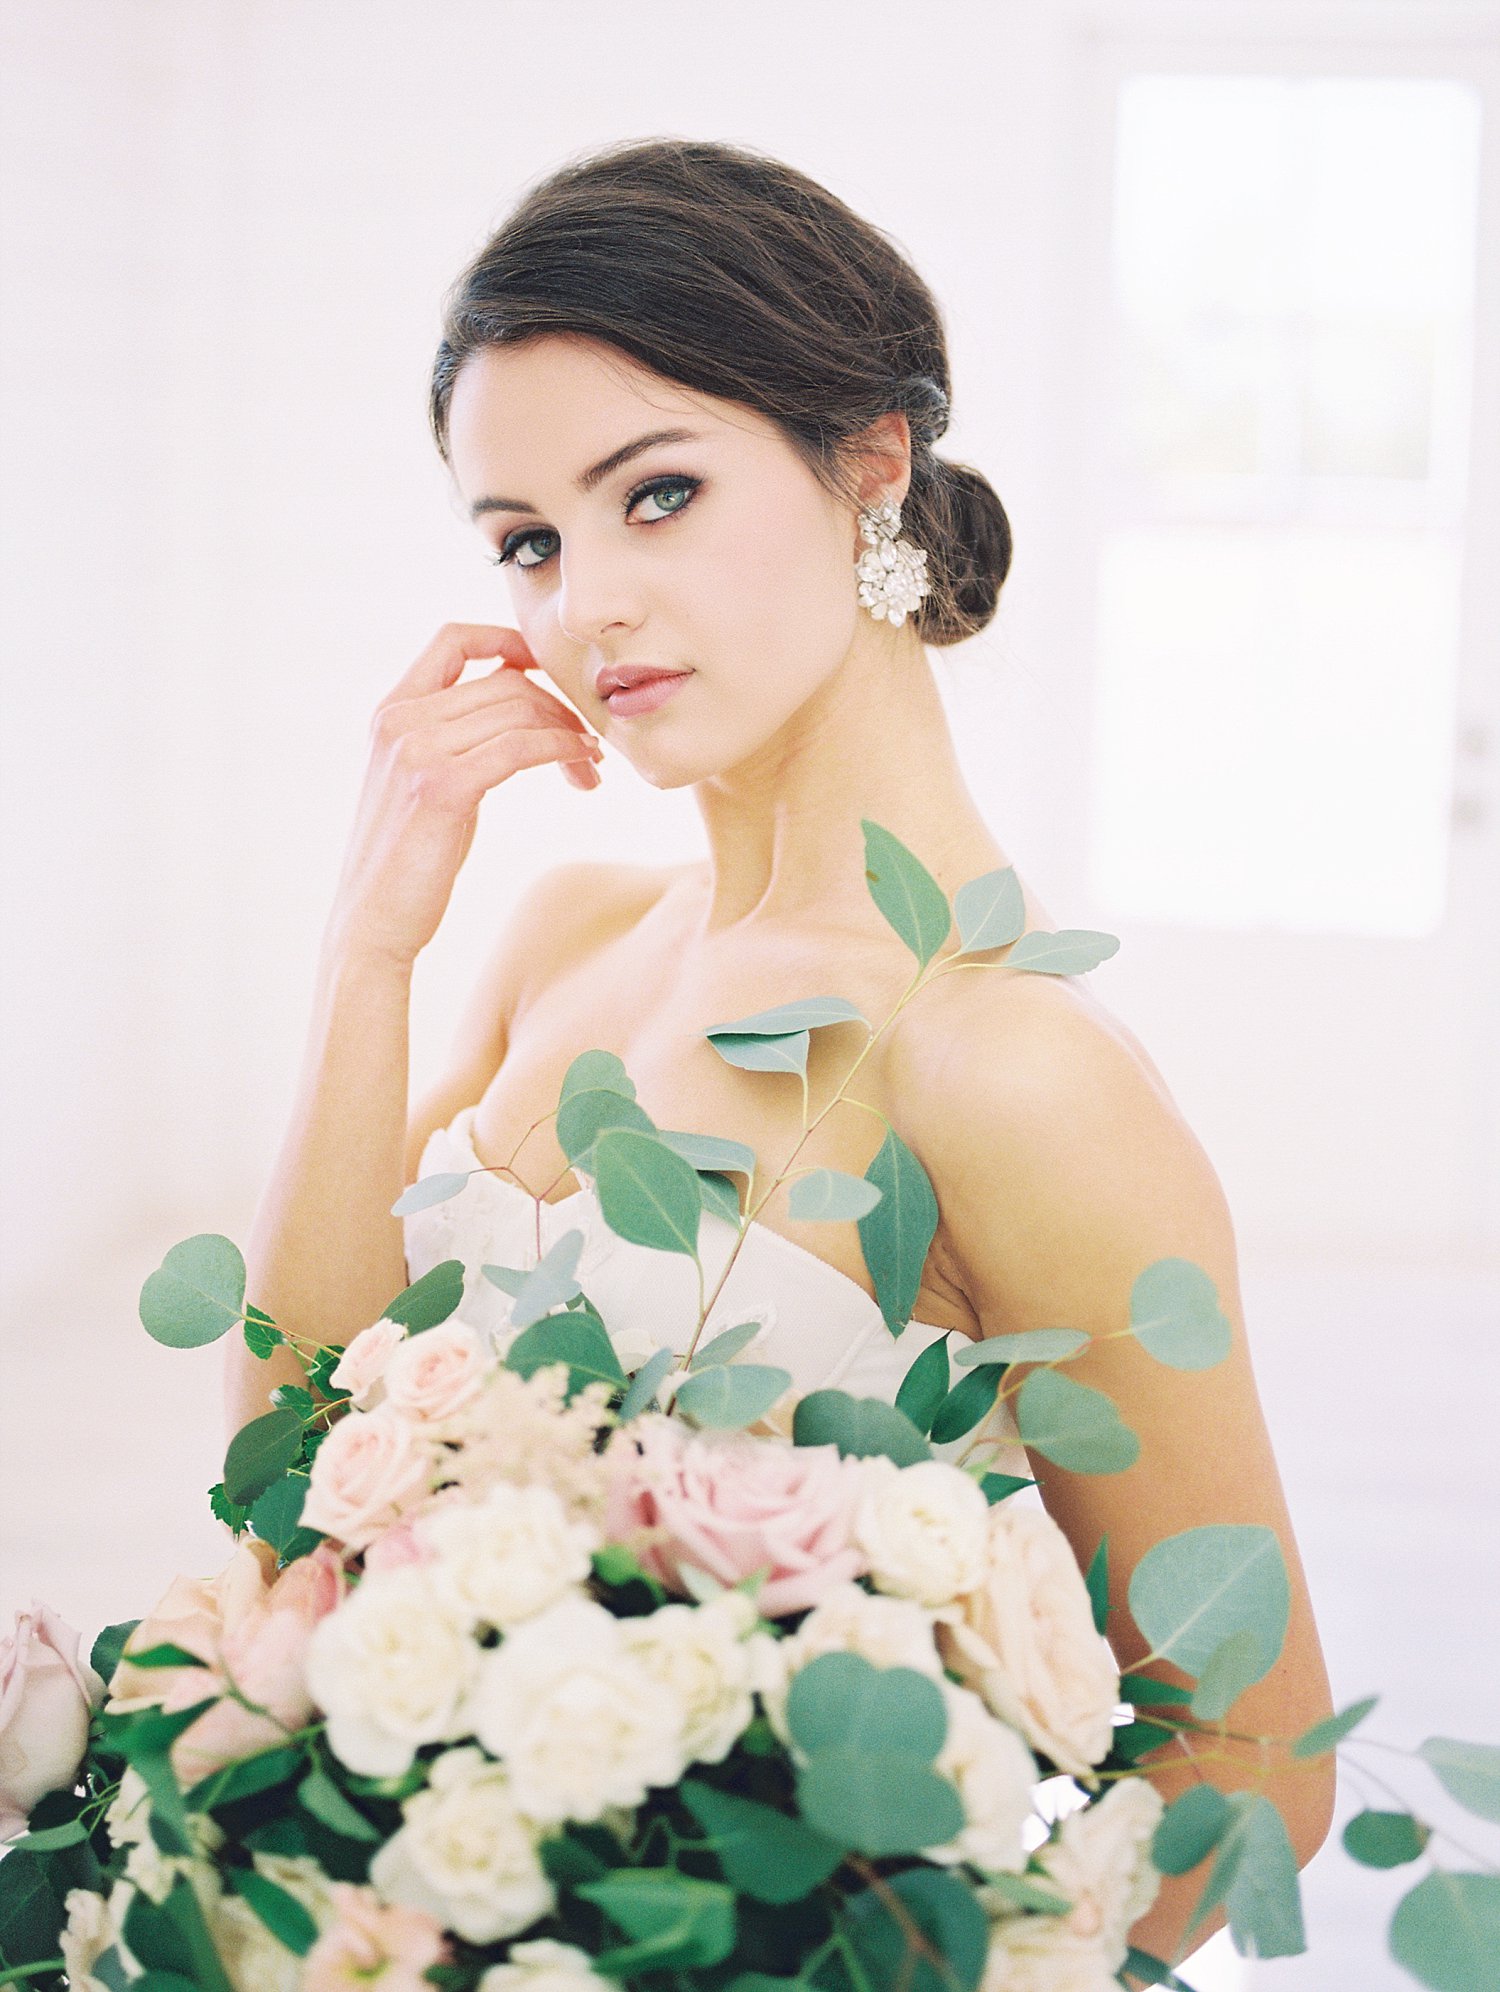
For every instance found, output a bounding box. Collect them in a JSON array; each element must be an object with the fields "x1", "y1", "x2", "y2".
[{"x1": 604, "y1": 671, "x2": 692, "y2": 718}]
